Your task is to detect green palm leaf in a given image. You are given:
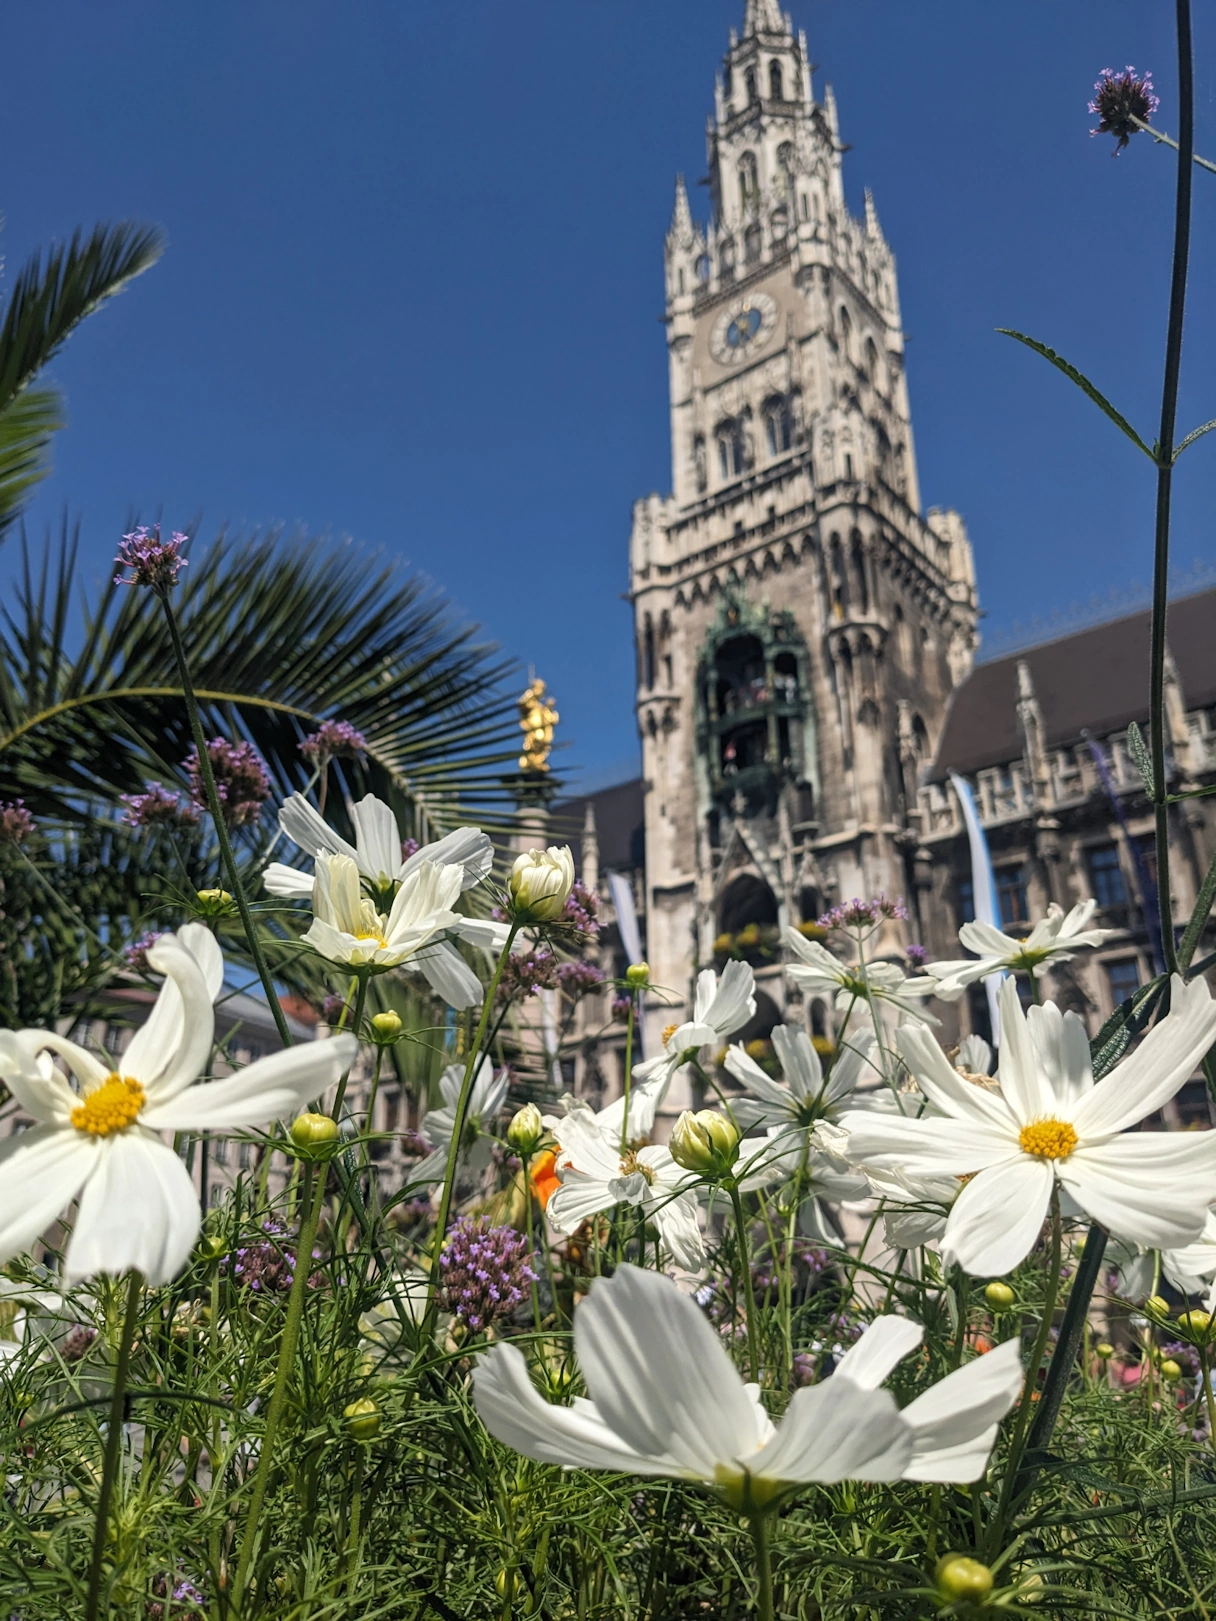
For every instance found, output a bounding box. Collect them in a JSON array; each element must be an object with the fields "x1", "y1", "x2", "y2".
[{"x1": 0, "y1": 386, "x2": 63, "y2": 533}]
